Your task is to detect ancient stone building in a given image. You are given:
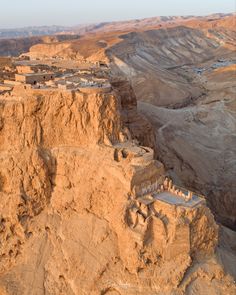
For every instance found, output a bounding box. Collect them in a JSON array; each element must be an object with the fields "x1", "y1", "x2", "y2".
[{"x1": 15, "y1": 72, "x2": 54, "y2": 85}]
